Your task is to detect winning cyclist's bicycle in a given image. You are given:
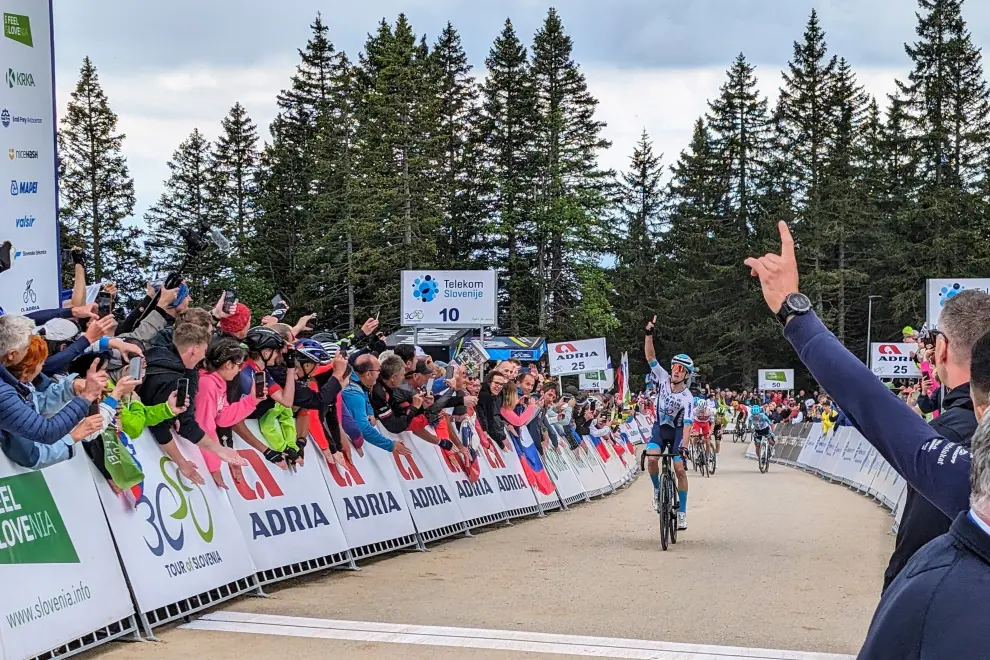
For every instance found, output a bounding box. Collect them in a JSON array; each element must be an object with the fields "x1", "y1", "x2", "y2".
[
  {"x1": 755, "y1": 430, "x2": 774, "y2": 474},
  {"x1": 652, "y1": 446, "x2": 679, "y2": 551}
]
